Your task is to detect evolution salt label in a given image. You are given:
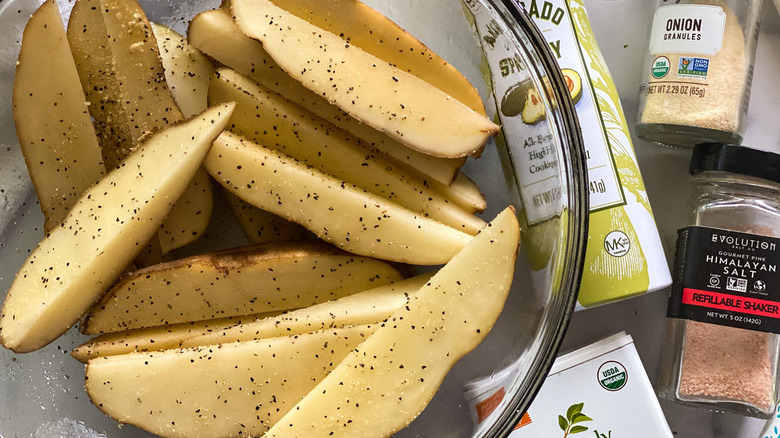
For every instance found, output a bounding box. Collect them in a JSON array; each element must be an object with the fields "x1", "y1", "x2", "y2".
[{"x1": 668, "y1": 226, "x2": 780, "y2": 334}]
